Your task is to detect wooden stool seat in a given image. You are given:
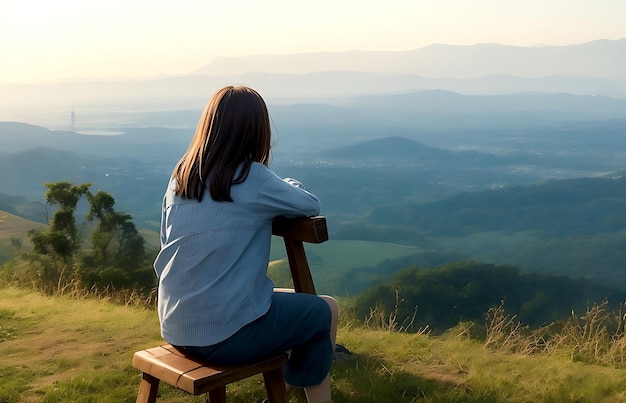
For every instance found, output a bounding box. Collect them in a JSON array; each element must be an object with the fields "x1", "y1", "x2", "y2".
[
  {"x1": 132, "y1": 344, "x2": 288, "y2": 402},
  {"x1": 132, "y1": 216, "x2": 329, "y2": 402}
]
